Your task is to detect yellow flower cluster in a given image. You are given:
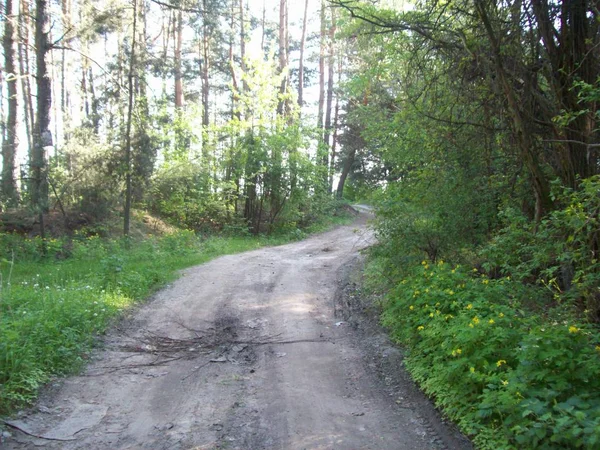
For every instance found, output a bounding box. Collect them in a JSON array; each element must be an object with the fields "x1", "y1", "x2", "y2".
[
  {"x1": 466, "y1": 303, "x2": 473, "y2": 310},
  {"x1": 472, "y1": 316, "x2": 480, "y2": 325},
  {"x1": 497, "y1": 360, "x2": 507, "y2": 367},
  {"x1": 417, "y1": 325, "x2": 425, "y2": 331},
  {"x1": 451, "y1": 348, "x2": 462, "y2": 357},
  {"x1": 568, "y1": 325, "x2": 579, "y2": 333},
  {"x1": 488, "y1": 319, "x2": 495, "y2": 324}
]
